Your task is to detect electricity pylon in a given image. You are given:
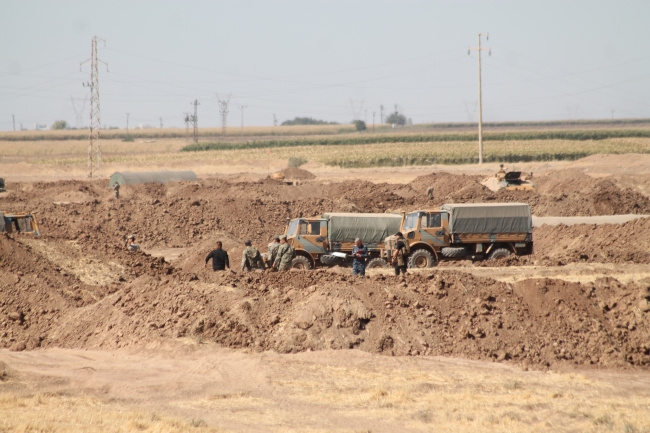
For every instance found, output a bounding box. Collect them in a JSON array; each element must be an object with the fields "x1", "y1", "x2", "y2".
[{"x1": 80, "y1": 36, "x2": 108, "y2": 178}]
